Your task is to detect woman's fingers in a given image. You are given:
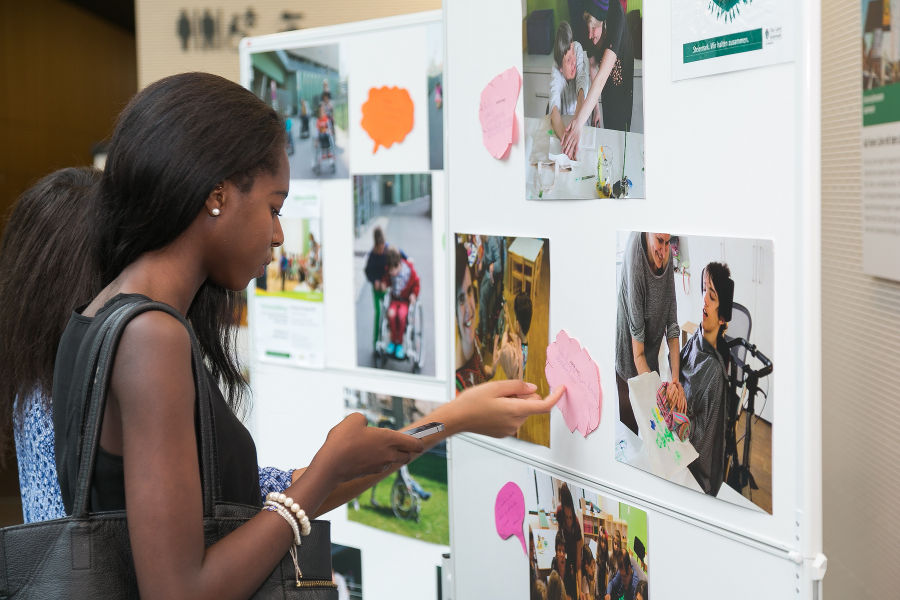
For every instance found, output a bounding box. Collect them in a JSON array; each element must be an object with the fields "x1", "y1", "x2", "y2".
[
  {"x1": 518, "y1": 386, "x2": 564, "y2": 415},
  {"x1": 483, "y1": 378, "x2": 538, "y2": 398}
]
